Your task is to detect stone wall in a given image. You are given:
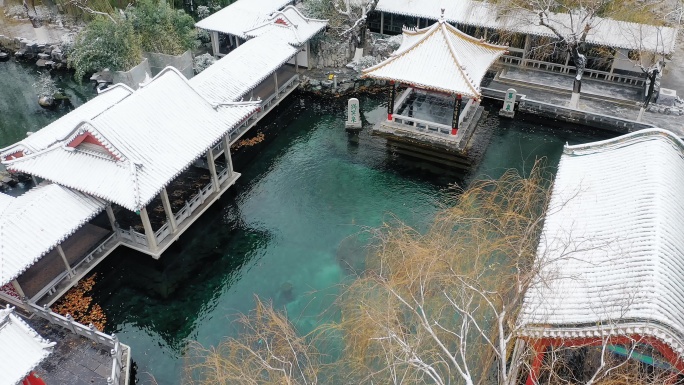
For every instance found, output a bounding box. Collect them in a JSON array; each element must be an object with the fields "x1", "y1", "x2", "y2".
[
  {"x1": 309, "y1": 35, "x2": 353, "y2": 69},
  {"x1": 0, "y1": 35, "x2": 69, "y2": 69},
  {"x1": 144, "y1": 50, "x2": 194, "y2": 79},
  {"x1": 112, "y1": 58, "x2": 152, "y2": 89}
]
